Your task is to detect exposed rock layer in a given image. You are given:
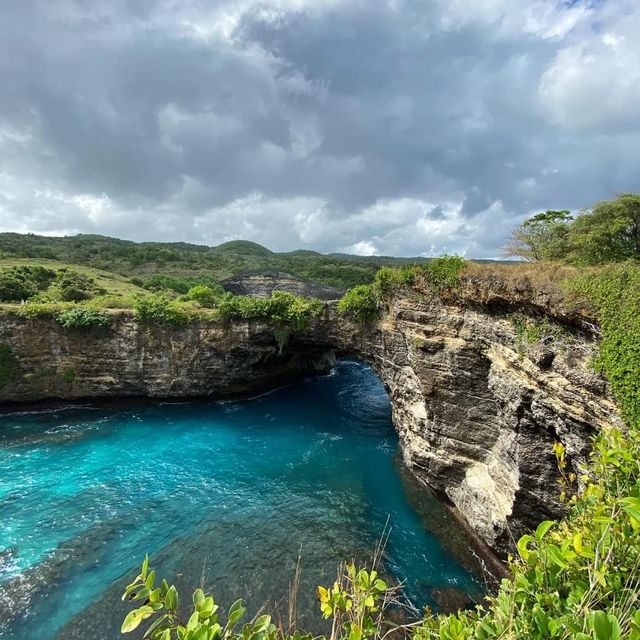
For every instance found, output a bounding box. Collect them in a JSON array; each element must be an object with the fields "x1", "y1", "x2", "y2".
[
  {"x1": 221, "y1": 272, "x2": 344, "y2": 301},
  {"x1": 0, "y1": 296, "x2": 621, "y2": 555}
]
